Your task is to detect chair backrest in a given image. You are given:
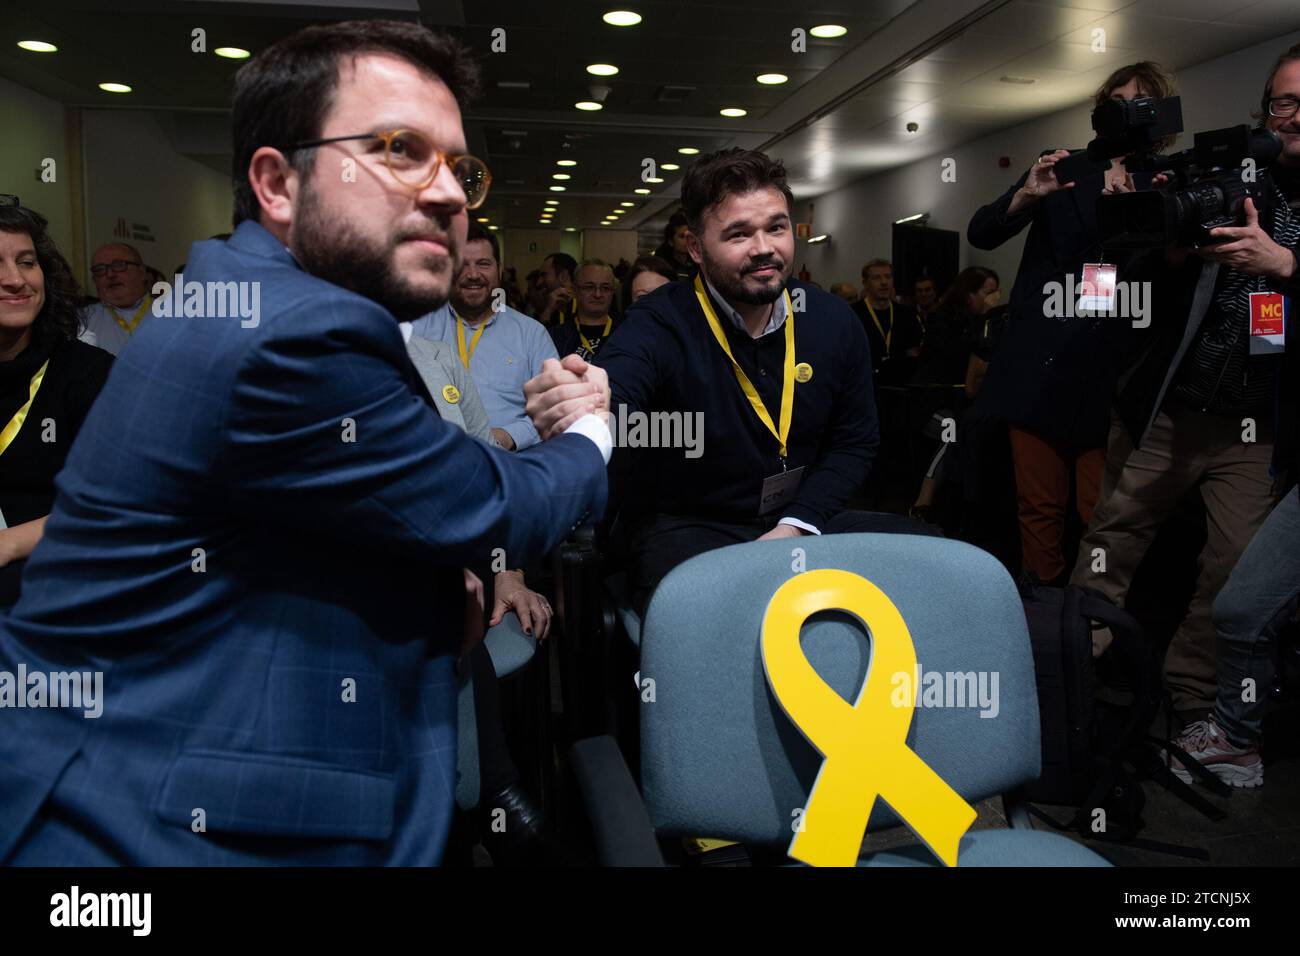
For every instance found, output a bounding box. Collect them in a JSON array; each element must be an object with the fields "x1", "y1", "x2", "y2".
[{"x1": 638, "y1": 533, "x2": 1039, "y2": 847}]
